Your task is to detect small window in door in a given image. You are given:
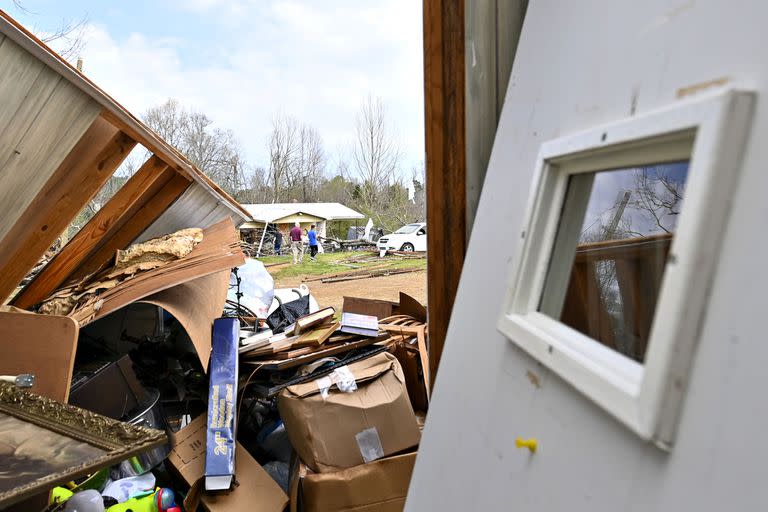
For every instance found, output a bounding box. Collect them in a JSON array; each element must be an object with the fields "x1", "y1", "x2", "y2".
[
  {"x1": 538, "y1": 162, "x2": 689, "y2": 363},
  {"x1": 496, "y1": 90, "x2": 754, "y2": 444}
]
